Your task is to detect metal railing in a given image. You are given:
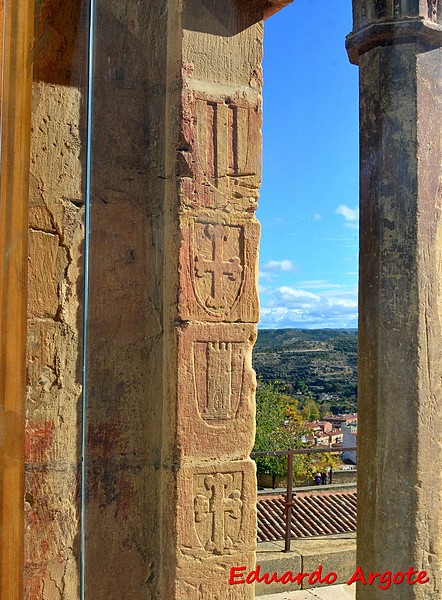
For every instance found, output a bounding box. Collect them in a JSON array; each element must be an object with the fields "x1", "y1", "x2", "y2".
[{"x1": 251, "y1": 446, "x2": 357, "y2": 552}]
